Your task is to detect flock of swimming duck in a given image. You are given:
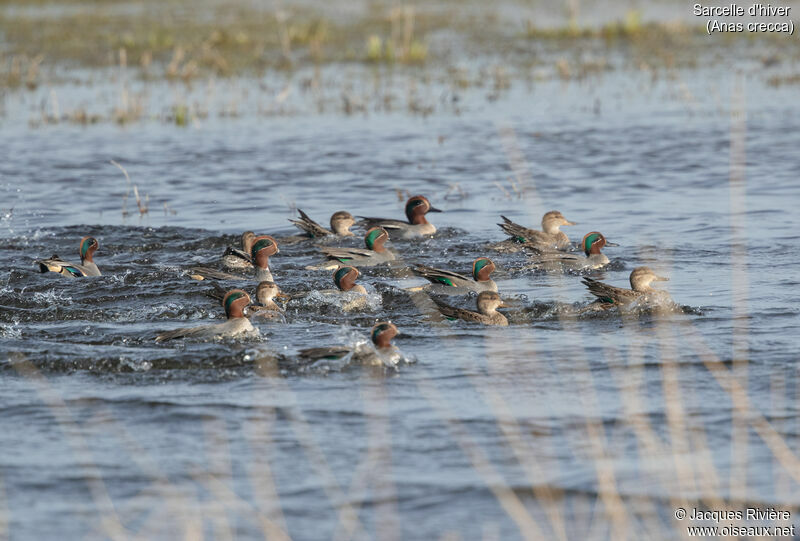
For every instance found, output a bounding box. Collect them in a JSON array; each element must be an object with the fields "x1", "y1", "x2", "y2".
[{"x1": 34, "y1": 195, "x2": 674, "y2": 367}]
